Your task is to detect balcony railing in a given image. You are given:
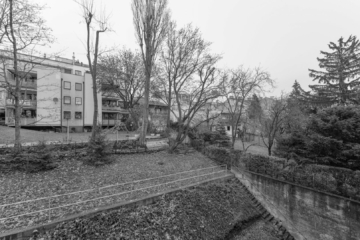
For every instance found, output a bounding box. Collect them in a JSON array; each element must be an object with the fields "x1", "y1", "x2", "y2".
[
  {"x1": 6, "y1": 79, "x2": 37, "y2": 89},
  {"x1": 102, "y1": 119, "x2": 118, "y2": 126},
  {"x1": 102, "y1": 105, "x2": 125, "y2": 112},
  {"x1": 6, "y1": 117, "x2": 36, "y2": 125},
  {"x1": 150, "y1": 112, "x2": 168, "y2": 117},
  {"x1": 102, "y1": 92, "x2": 120, "y2": 99},
  {"x1": 6, "y1": 99, "x2": 36, "y2": 108}
]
